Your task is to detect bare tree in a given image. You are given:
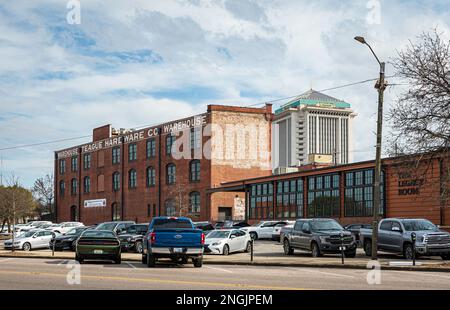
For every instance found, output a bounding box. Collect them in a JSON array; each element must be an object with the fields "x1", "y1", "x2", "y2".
[
  {"x1": 168, "y1": 184, "x2": 190, "y2": 218},
  {"x1": 32, "y1": 174, "x2": 55, "y2": 219},
  {"x1": 388, "y1": 29, "x2": 450, "y2": 201}
]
